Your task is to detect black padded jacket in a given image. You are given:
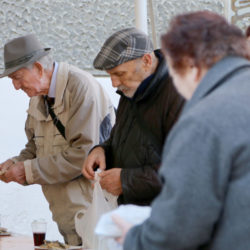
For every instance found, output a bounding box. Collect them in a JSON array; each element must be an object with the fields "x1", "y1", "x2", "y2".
[{"x1": 100, "y1": 50, "x2": 185, "y2": 205}]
